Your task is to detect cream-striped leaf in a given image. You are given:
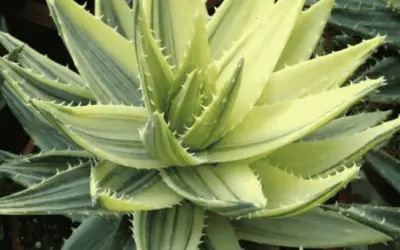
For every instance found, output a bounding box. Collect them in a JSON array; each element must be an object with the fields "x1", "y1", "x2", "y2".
[
  {"x1": 91, "y1": 160, "x2": 182, "y2": 211},
  {"x1": 31, "y1": 100, "x2": 165, "y2": 169},
  {"x1": 46, "y1": 0, "x2": 142, "y2": 105},
  {"x1": 205, "y1": 78, "x2": 384, "y2": 163},
  {"x1": 160, "y1": 162, "x2": 266, "y2": 217},
  {"x1": 133, "y1": 202, "x2": 205, "y2": 250}
]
